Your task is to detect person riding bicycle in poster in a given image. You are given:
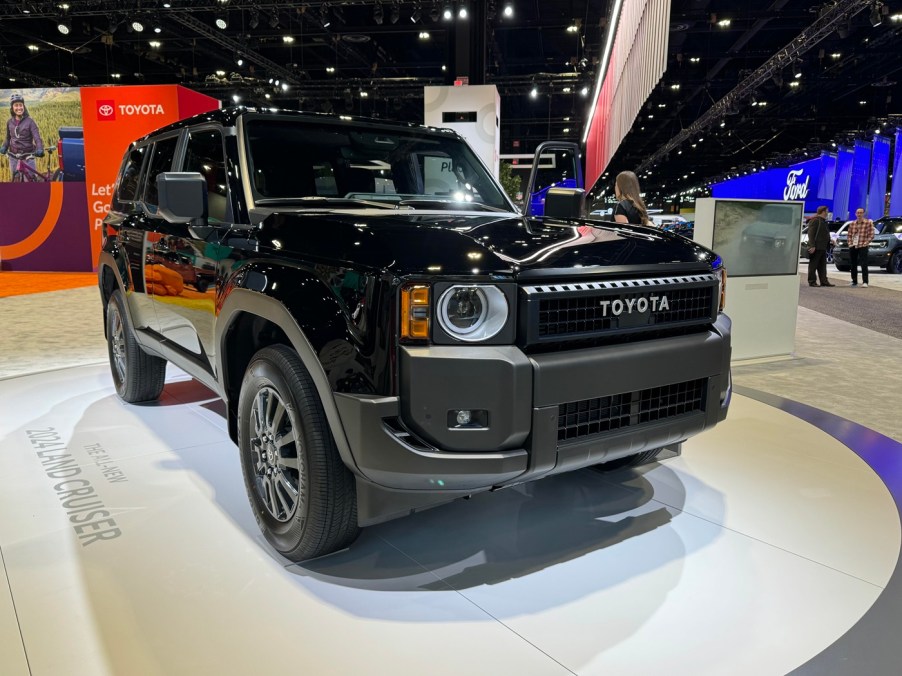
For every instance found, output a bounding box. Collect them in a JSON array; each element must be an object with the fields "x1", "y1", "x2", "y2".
[{"x1": 0, "y1": 93, "x2": 44, "y2": 178}]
